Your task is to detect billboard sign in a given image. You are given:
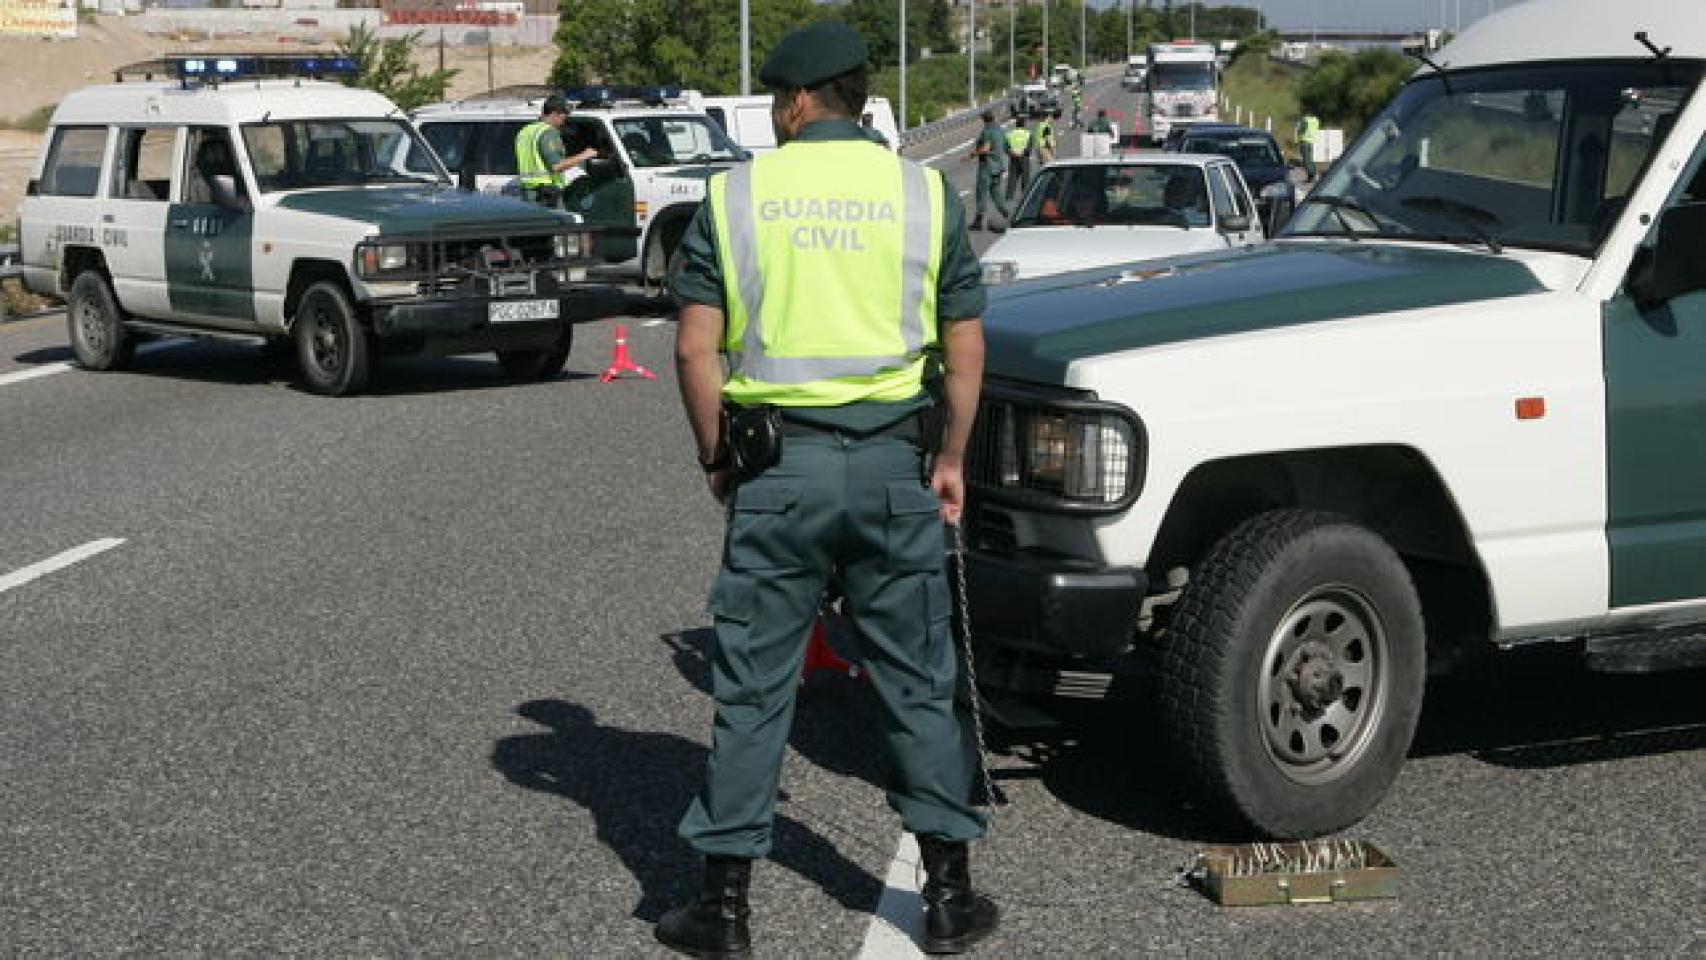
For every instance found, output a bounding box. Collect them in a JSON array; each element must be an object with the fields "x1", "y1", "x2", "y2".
[{"x1": 0, "y1": 0, "x2": 77, "y2": 38}]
